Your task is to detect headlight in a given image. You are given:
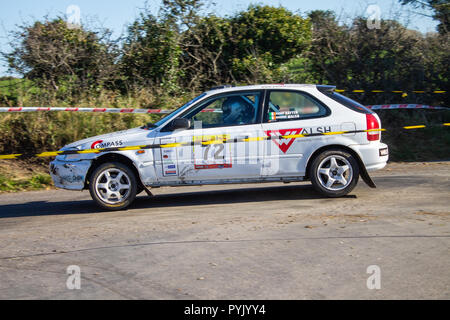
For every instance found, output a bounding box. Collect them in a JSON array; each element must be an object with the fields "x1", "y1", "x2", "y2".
[{"x1": 58, "y1": 146, "x2": 83, "y2": 161}]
